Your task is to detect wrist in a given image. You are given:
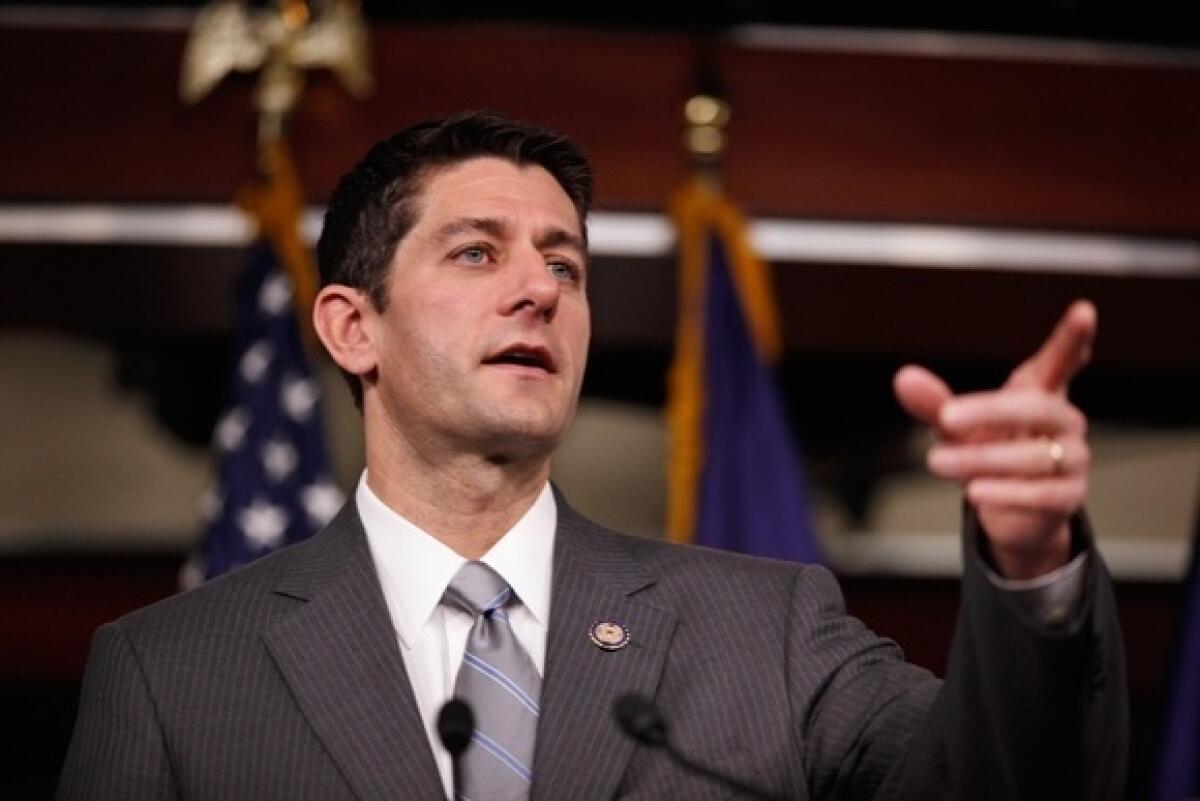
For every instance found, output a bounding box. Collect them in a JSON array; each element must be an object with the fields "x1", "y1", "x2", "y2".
[{"x1": 987, "y1": 522, "x2": 1072, "y2": 580}]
